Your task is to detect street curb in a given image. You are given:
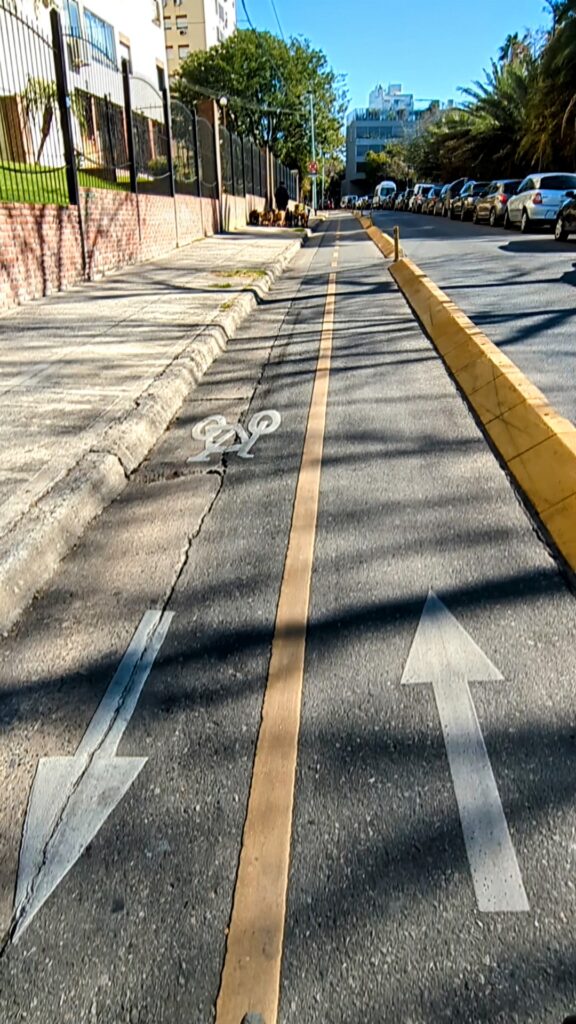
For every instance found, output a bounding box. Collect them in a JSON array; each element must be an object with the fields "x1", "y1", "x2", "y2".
[
  {"x1": 358, "y1": 218, "x2": 576, "y2": 575},
  {"x1": 355, "y1": 212, "x2": 396, "y2": 258},
  {"x1": 0, "y1": 235, "x2": 305, "y2": 635}
]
